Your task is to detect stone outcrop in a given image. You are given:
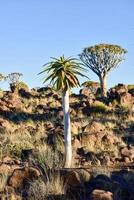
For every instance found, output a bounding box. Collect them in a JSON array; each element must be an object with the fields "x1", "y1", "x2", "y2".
[
  {"x1": 109, "y1": 84, "x2": 134, "y2": 106},
  {"x1": 121, "y1": 146, "x2": 134, "y2": 162}
]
